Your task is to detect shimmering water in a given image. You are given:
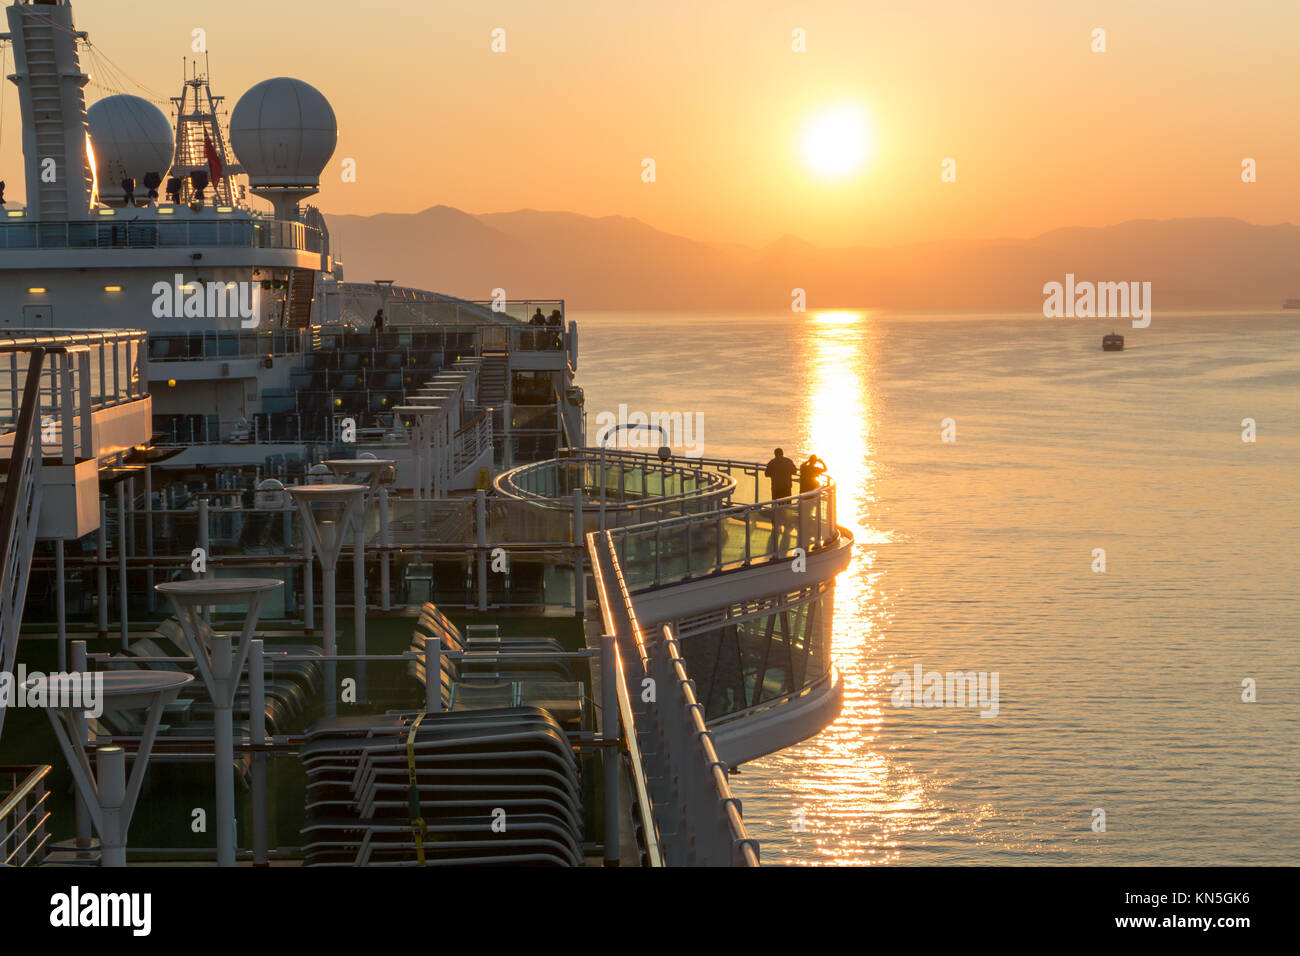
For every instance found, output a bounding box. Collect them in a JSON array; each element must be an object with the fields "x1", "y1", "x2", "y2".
[{"x1": 577, "y1": 310, "x2": 1300, "y2": 865}]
